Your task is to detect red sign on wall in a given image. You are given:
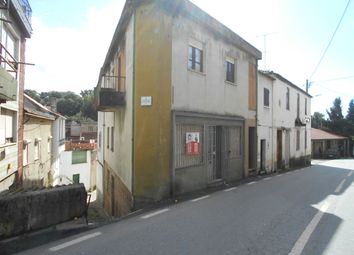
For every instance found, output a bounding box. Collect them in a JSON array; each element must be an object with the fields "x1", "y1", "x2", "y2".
[{"x1": 186, "y1": 132, "x2": 200, "y2": 155}]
